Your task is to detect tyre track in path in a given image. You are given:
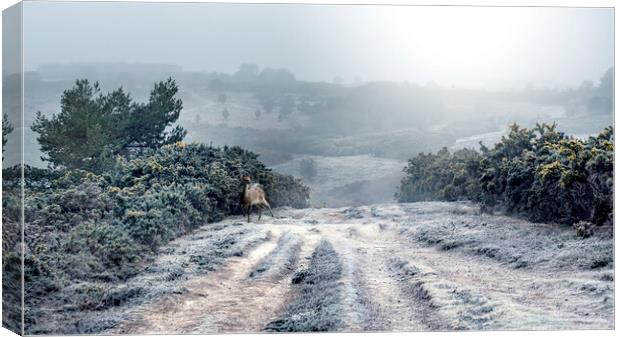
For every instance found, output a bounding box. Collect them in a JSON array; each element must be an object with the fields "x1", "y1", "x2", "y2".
[
  {"x1": 113, "y1": 225, "x2": 311, "y2": 334},
  {"x1": 320, "y1": 224, "x2": 432, "y2": 332},
  {"x1": 104, "y1": 202, "x2": 613, "y2": 333}
]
